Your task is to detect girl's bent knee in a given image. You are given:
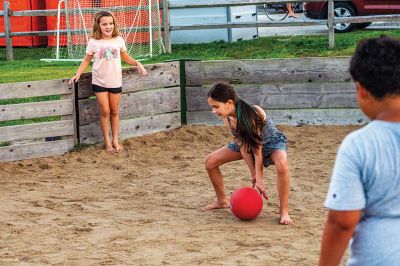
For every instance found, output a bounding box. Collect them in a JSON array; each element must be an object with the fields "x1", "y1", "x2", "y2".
[
  {"x1": 275, "y1": 159, "x2": 289, "y2": 175},
  {"x1": 204, "y1": 154, "x2": 218, "y2": 170}
]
